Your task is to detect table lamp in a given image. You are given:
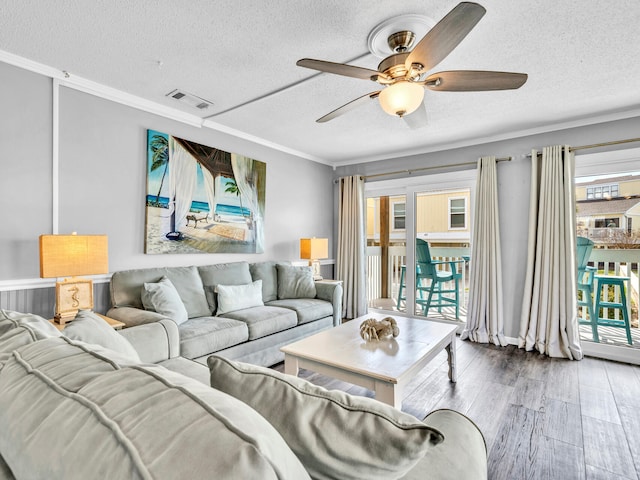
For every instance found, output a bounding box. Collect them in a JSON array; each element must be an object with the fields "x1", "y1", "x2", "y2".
[
  {"x1": 39, "y1": 233, "x2": 109, "y2": 325},
  {"x1": 300, "y1": 238, "x2": 328, "y2": 281}
]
